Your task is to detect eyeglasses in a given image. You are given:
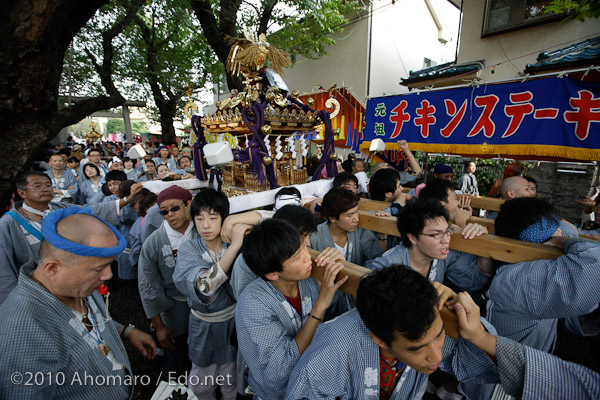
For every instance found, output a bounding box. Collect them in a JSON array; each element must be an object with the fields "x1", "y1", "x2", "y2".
[
  {"x1": 341, "y1": 183, "x2": 358, "y2": 190},
  {"x1": 25, "y1": 183, "x2": 53, "y2": 191},
  {"x1": 420, "y1": 228, "x2": 454, "y2": 239},
  {"x1": 159, "y1": 204, "x2": 182, "y2": 215}
]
